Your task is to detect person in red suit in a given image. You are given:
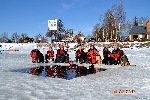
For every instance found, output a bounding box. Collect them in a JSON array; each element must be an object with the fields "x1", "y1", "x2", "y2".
[
  {"x1": 87, "y1": 44, "x2": 98, "y2": 64},
  {"x1": 109, "y1": 46, "x2": 121, "y2": 65},
  {"x1": 45, "y1": 46, "x2": 54, "y2": 63},
  {"x1": 30, "y1": 45, "x2": 41, "y2": 63},
  {"x1": 56, "y1": 45, "x2": 69, "y2": 63}
]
